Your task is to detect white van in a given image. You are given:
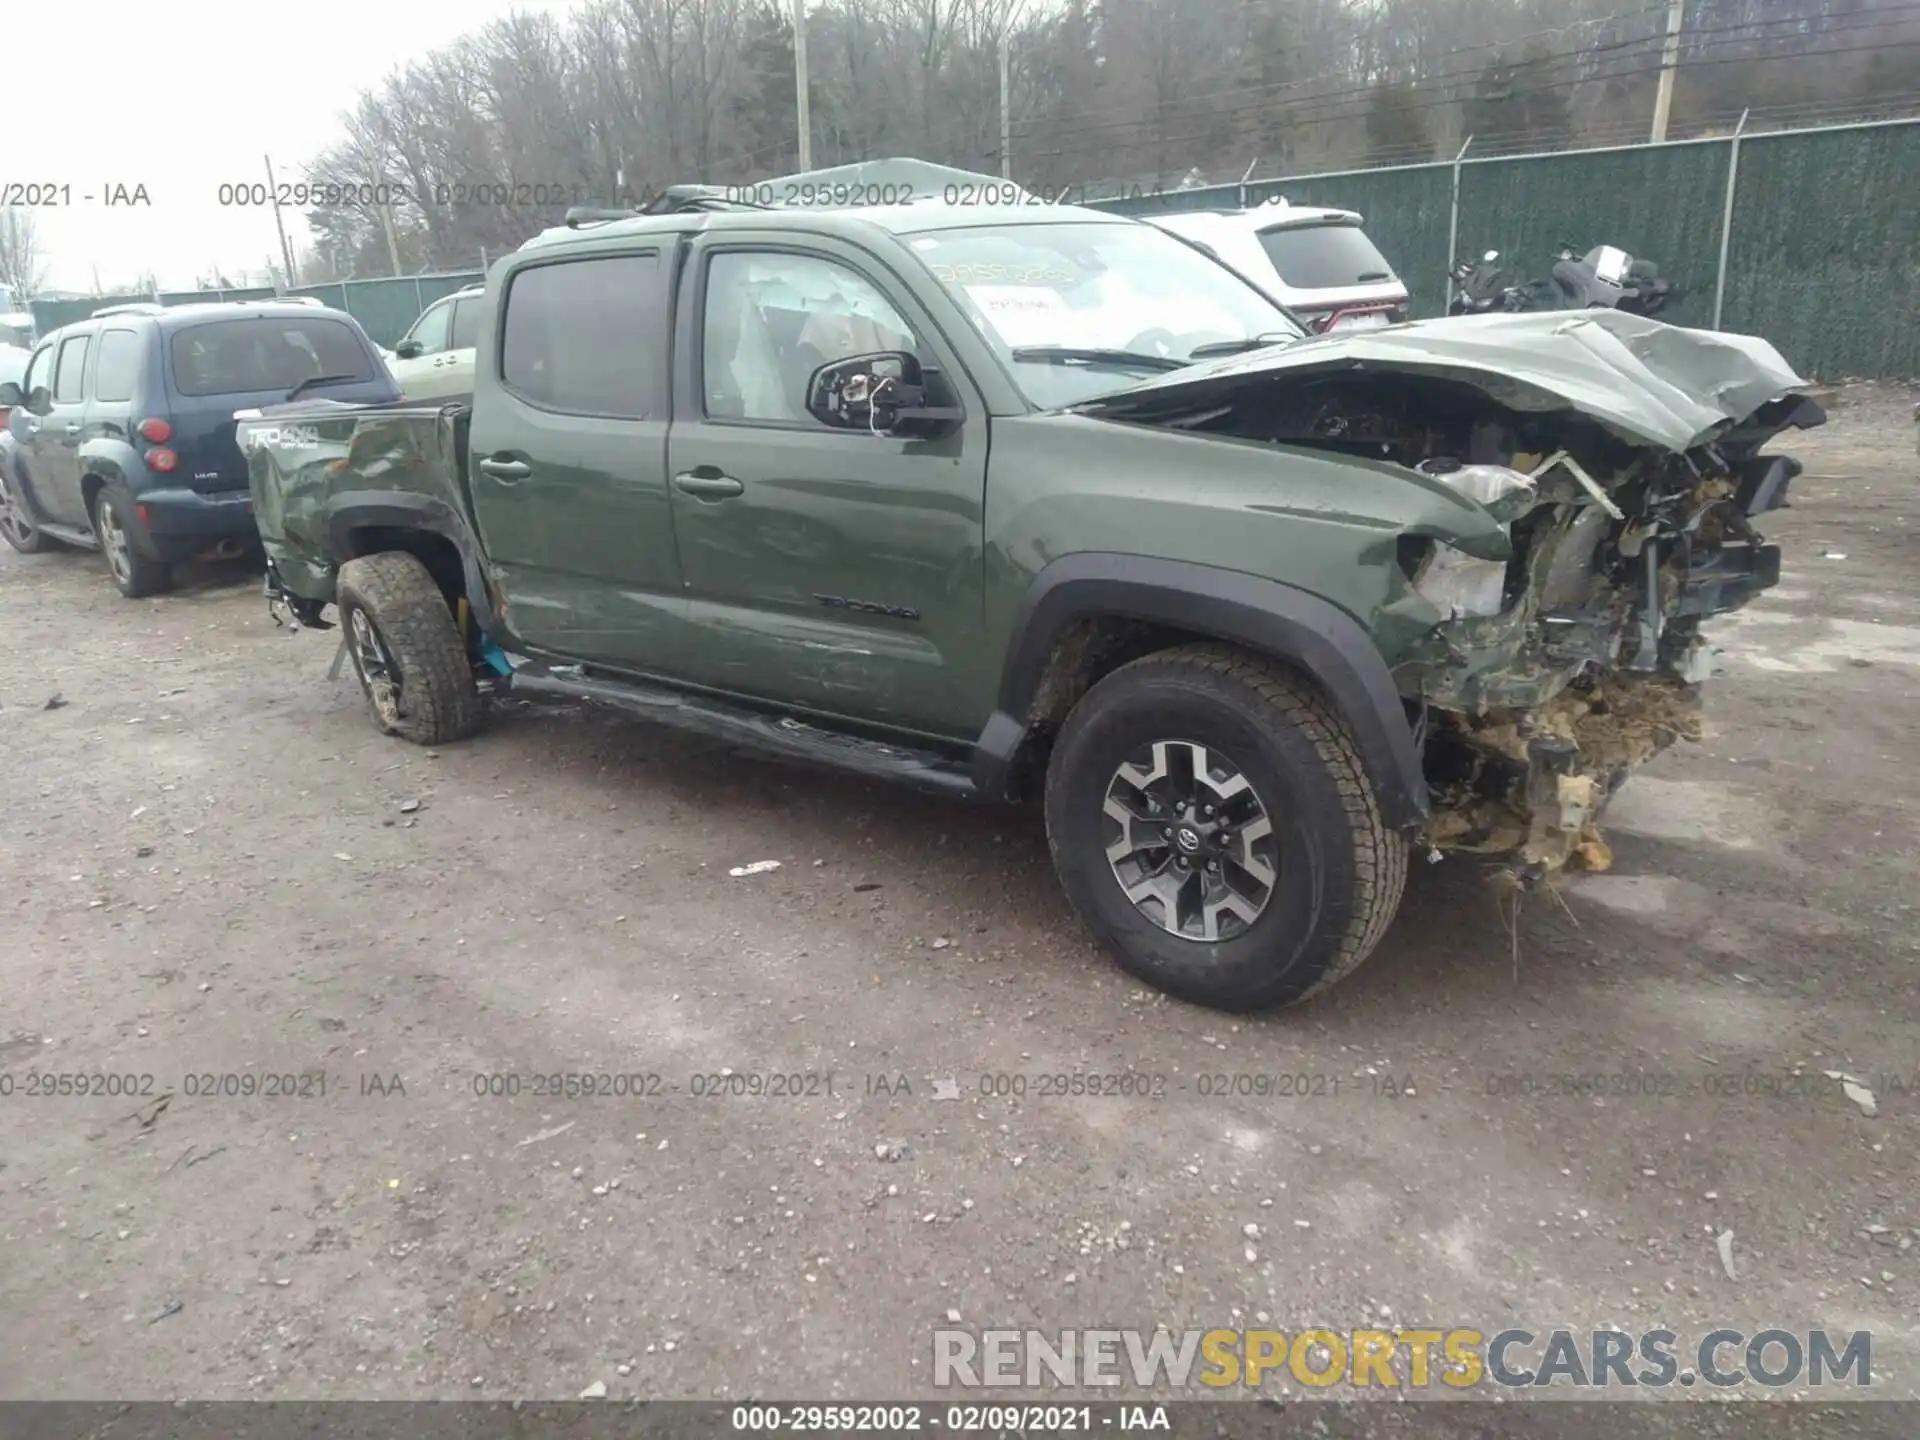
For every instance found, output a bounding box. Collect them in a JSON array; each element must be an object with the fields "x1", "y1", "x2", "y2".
[{"x1": 1139, "y1": 199, "x2": 1410, "y2": 333}]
